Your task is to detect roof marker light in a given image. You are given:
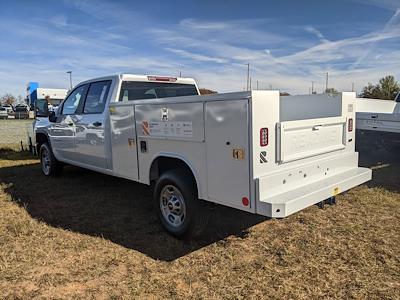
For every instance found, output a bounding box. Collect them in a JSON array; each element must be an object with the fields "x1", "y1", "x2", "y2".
[{"x1": 147, "y1": 76, "x2": 177, "y2": 82}]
